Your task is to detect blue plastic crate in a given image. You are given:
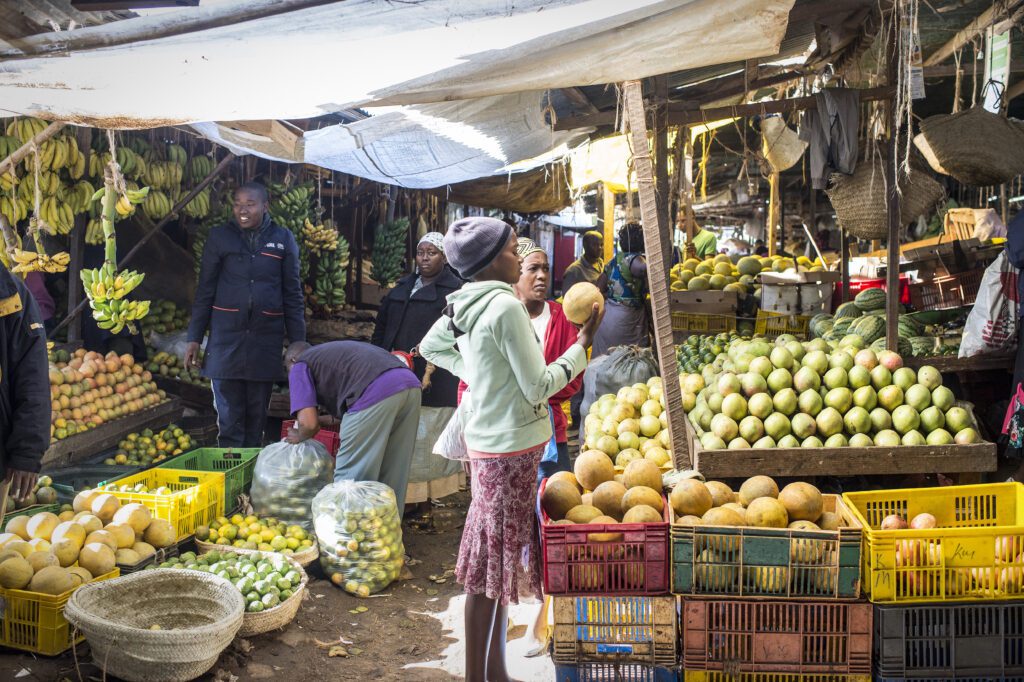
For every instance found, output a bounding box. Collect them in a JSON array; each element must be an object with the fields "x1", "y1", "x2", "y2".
[{"x1": 554, "y1": 663, "x2": 679, "y2": 682}]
